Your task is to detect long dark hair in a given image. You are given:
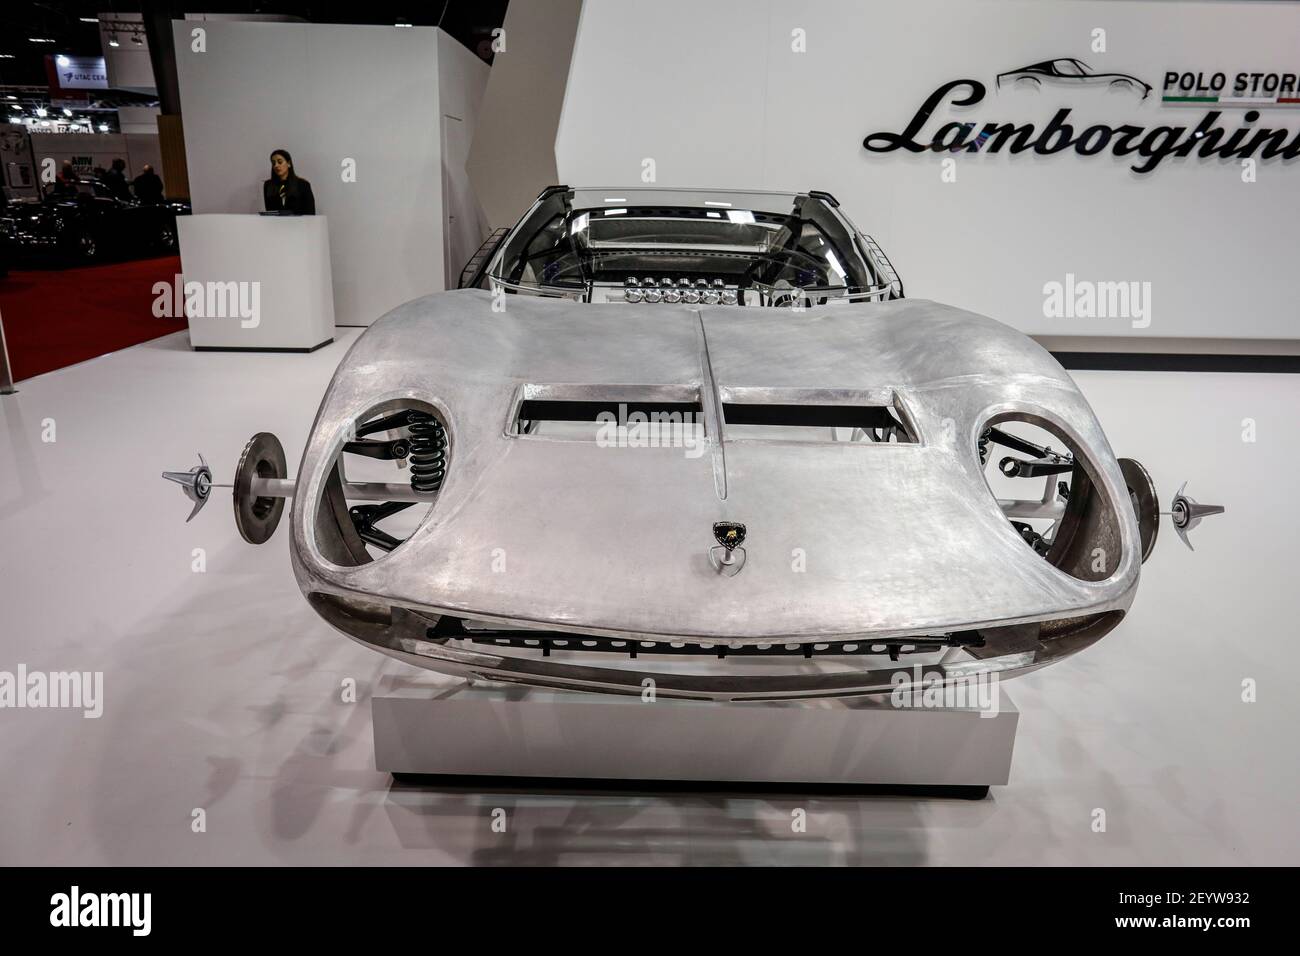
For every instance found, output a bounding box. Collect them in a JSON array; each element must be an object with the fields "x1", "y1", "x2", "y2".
[{"x1": 269, "y1": 148, "x2": 298, "y2": 181}]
